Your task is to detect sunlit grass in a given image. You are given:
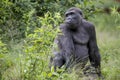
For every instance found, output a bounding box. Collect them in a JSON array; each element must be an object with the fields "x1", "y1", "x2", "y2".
[
  {"x1": 92, "y1": 13, "x2": 120, "y2": 80},
  {"x1": 96, "y1": 29, "x2": 120, "y2": 80}
]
